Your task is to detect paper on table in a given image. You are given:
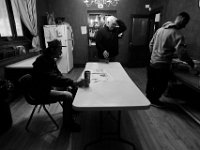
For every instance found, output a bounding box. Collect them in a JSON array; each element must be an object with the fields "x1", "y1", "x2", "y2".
[{"x1": 91, "y1": 69, "x2": 113, "y2": 84}]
